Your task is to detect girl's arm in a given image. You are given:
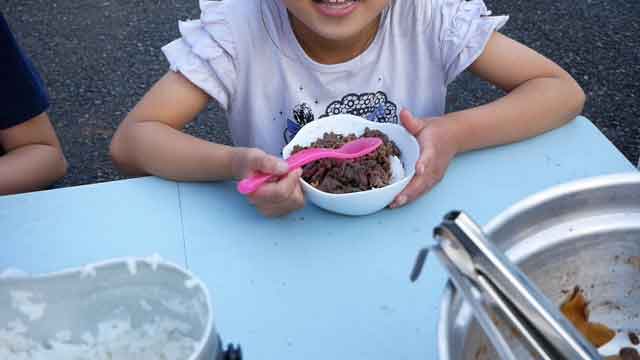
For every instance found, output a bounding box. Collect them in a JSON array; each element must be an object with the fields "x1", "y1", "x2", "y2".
[
  {"x1": 0, "y1": 113, "x2": 67, "y2": 195},
  {"x1": 110, "y1": 71, "x2": 303, "y2": 217},
  {"x1": 441, "y1": 32, "x2": 585, "y2": 152},
  {"x1": 391, "y1": 32, "x2": 585, "y2": 208},
  {"x1": 111, "y1": 71, "x2": 272, "y2": 182}
]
